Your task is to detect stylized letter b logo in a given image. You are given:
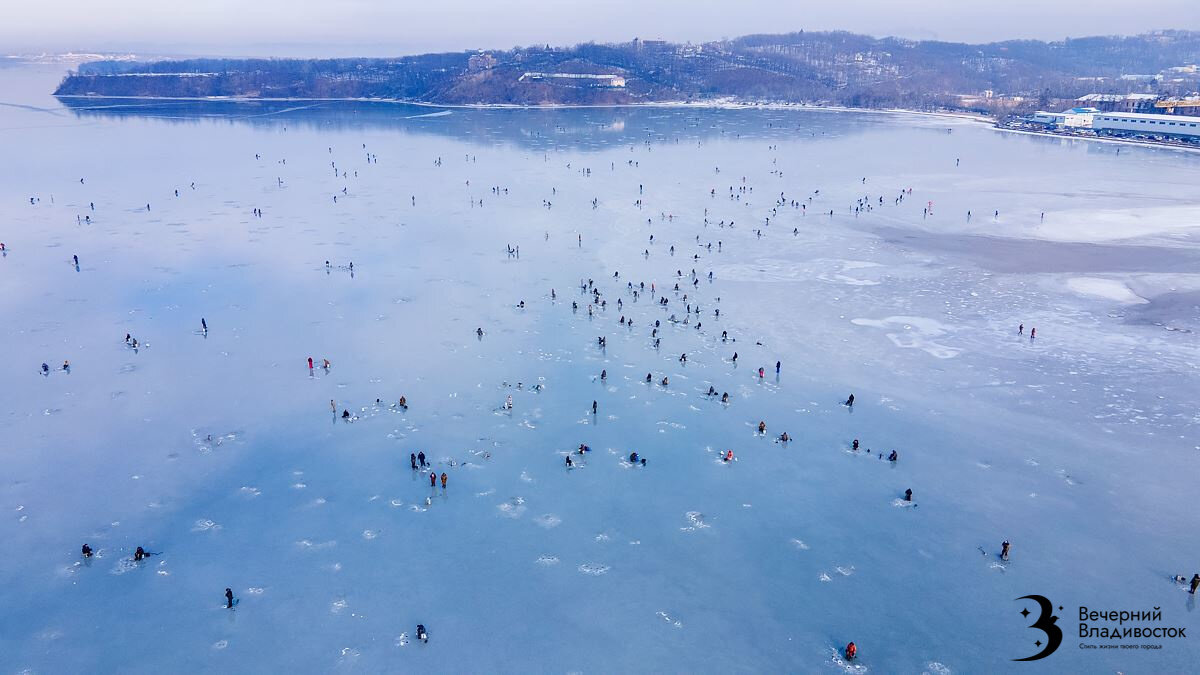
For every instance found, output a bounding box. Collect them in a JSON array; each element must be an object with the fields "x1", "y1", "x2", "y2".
[{"x1": 1014, "y1": 595, "x2": 1062, "y2": 661}]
